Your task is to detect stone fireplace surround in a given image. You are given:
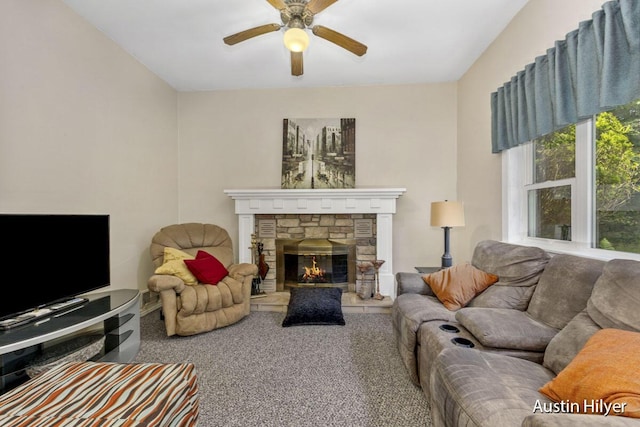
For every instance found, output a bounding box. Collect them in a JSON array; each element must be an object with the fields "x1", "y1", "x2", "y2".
[{"x1": 224, "y1": 188, "x2": 406, "y2": 299}]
